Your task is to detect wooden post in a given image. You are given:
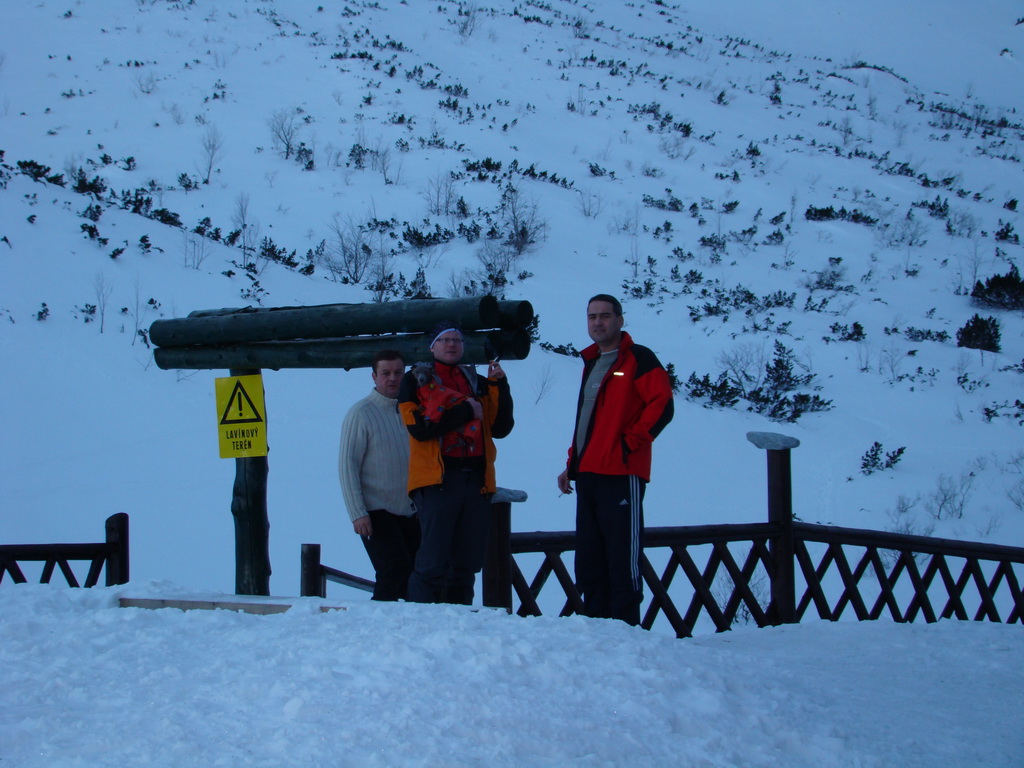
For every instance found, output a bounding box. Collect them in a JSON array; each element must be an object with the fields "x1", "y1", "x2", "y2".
[
  {"x1": 746, "y1": 431, "x2": 799, "y2": 625},
  {"x1": 482, "y1": 488, "x2": 528, "y2": 611},
  {"x1": 483, "y1": 502, "x2": 512, "y2": 611},
  {"x1": 231, "y1": 368, "x2": 271, "y2": 595},
  {"x1": 300, "y1": 543, "x2": 324, "y2": 598},
  {"x1": 104, "y1": 512, "x2": 130, "y2": 586}
]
